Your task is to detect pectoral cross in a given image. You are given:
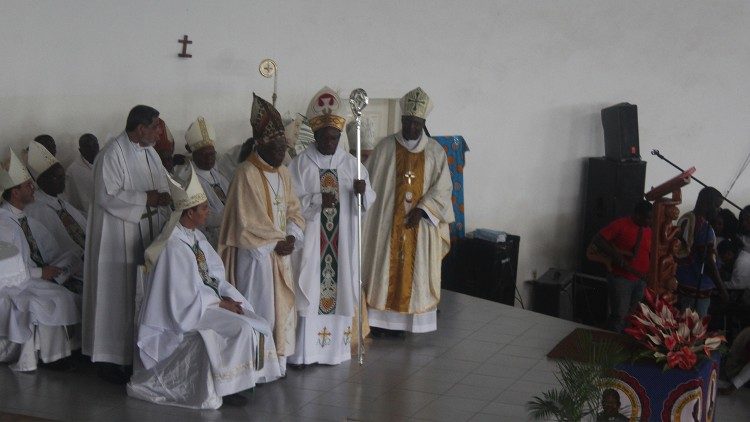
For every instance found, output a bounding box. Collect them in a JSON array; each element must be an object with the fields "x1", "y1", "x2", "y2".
[
  {"x1": 141, "y1": 206, "x2": 159, "y2": 240},
  {"x1": 178, "y1": 35, "x2": 192, "y2": 58},
  {"x1": 405, "y1": 170, "x2": 416, "y2": 185},
  {"x1": 273, "y1": 194, "x2": 286, "y2": 232}
]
